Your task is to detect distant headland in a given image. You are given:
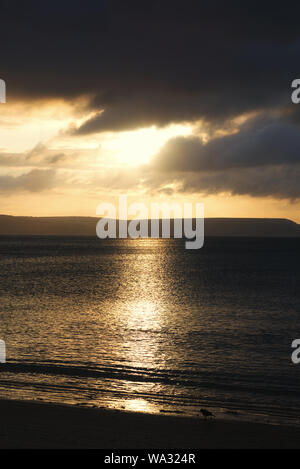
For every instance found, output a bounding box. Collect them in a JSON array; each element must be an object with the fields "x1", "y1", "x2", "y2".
[{"x1": 0, "y1": 215, "x2": 299, "y2": 237}]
